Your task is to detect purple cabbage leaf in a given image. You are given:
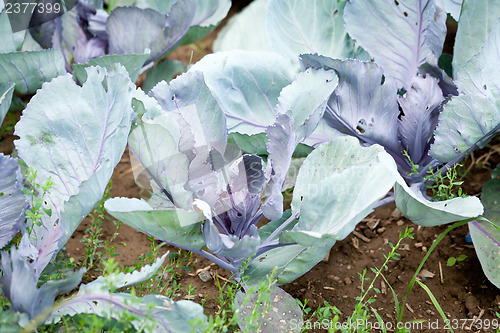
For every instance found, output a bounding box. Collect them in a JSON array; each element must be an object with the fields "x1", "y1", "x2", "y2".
[
  {"x1": 213, "y1": 0, "x2": 272, "y2": 52},
  {"x1": 244, "y1": 136, "x2": 398, "y2": 285},
  {"x1": 0, "y1": 9, "x2": 66, "y2": 95},
  {"x1": 469, "y1": 165, "x2": 500, "y2": 289},
  {"x1": 28, "y1": 0, "x2": 229, "y2": 81},
  {"x1": 0, "y1": 240, "x2": 84, "y2": 319},
  {"x1": 0, "y1": 154, "x2": 28, "y2": 249},
  {"x1": 1, "y1": 65, "x2": 208, "y2": 327},
  {"x1": 0, "y1": 82, "x2": 14, "y2": 125},
  {"x1": 188, "y1": 50, "x2": 299, "y2": 135},
  {"x1": 234, "y1": 284, "x2": 303, "y2": 332},
  {"x1": 48, "y1": 253, "x2": 208, "y2": 332},
  {"x1": 451, "y1": 0, "x2": 500, "y2": 77},
  {"x1": 0, "y1": 65, "x2": 135, "y2": 322},
  {"x1": 430, "y1": 19, "x2": 500, "y2": 164},
  {"x1": 344, "y1": 0, "x2": 447, "y2": 90},
  {"x1": 300, "y1": 54, "x2": 484, "y2": 226},
  {"x1": 214, "y1": 0, "x2": 368, "y2": 61}
]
